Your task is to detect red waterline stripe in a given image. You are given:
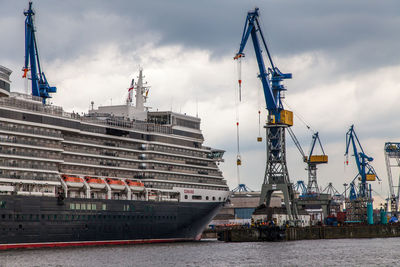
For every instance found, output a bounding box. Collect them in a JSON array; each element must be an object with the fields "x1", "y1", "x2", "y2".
[{"x1": 0, "y1": 238, "x2": 193, "y2": 250}]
